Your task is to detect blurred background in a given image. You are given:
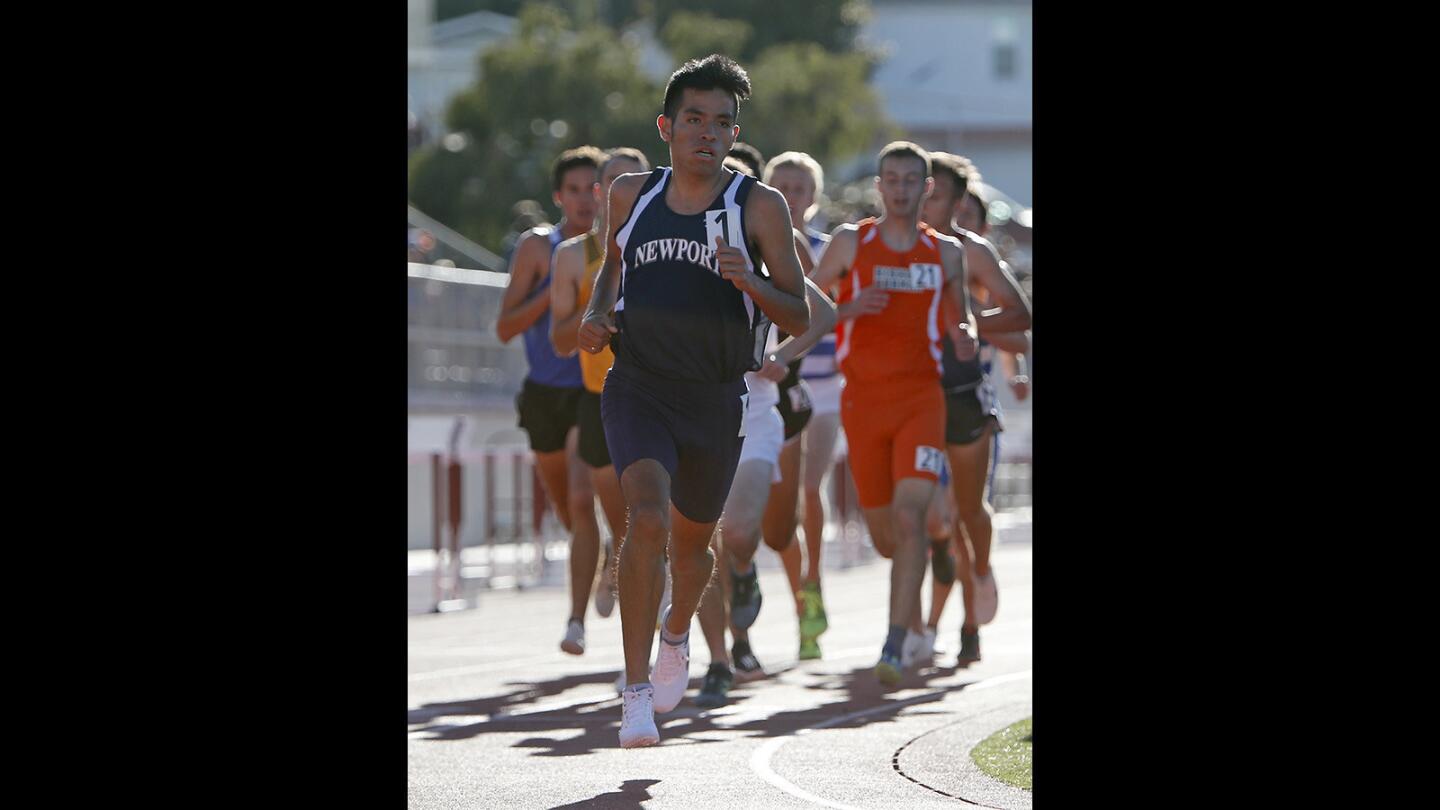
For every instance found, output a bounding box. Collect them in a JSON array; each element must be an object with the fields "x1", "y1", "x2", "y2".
[{"x1": 407, "y1": 0, "x2": 1032, "y2": 613}]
